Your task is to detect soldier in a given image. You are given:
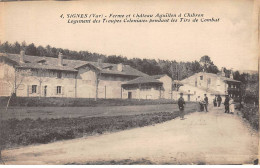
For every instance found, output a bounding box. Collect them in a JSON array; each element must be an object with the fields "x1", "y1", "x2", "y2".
[
  {"x1": 178, "y1": 93, "x2": 186, "y2": 120},
  {"x1": 213, "y1": 95, "x2": 217, "y2": 107},
  {"x1": 204, "y1": 94, "x2": 209, "y2": 112},
  {"x1": 217, "y1": 95, "x2": 222, "y2": 107},
  {"x1": 224, "y1": 95, "x2": 230, "y2": 113}
]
